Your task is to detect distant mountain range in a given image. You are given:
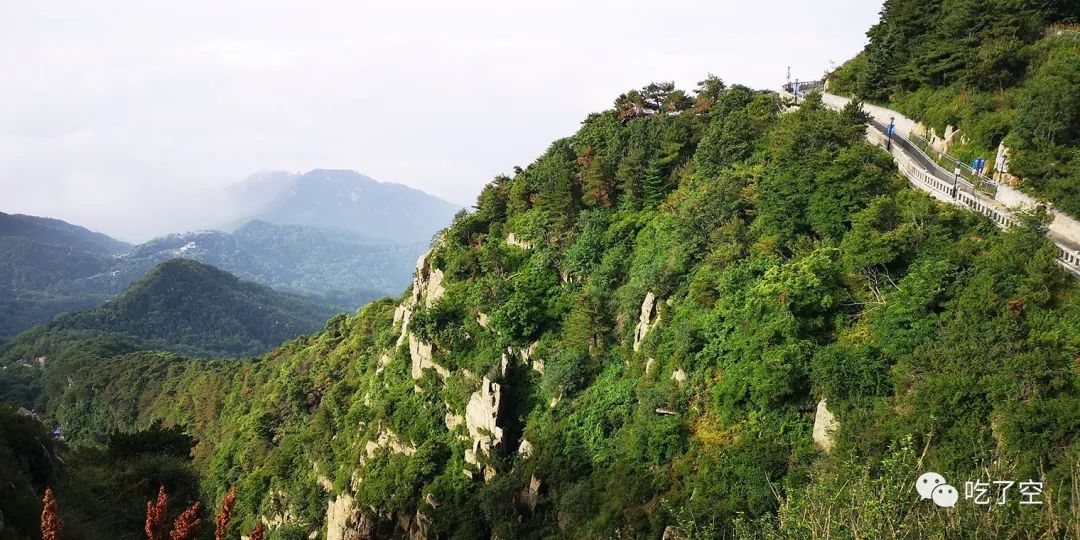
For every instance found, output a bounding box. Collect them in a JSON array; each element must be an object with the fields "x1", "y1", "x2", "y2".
[
  {"x1": 0, "y1": 211, "x2": 131, "y2": 256},
  {"x1": 75, "y1": 220, "x2": 423, "y2": 301},
  {"x1": 48, "y1": 259, "x2": 339, "y2": 357},
  {"x1": 0, "y1": 168, "x2": 460, "y2": 339},
  {"x1": 234, "y1": 169, "x2": 462, "y2": 243}
]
